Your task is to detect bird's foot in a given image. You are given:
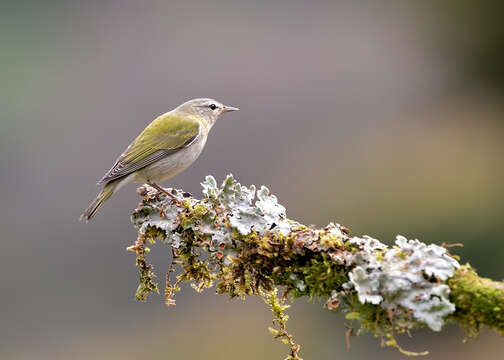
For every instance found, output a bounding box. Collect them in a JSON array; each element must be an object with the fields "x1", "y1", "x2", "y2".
[{"x1": 147, "y1": 182, "x2": 182, "y2": 204}]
